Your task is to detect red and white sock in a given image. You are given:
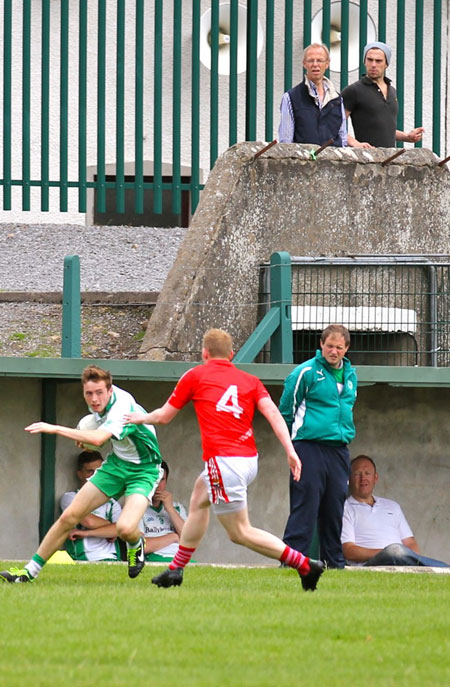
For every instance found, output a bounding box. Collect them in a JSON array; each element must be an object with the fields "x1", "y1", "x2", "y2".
[
  {"x1": 169, "y1": 545, "x2": 196, "y2": 570},
  {"x1": 280, "y1": 546, "x2": 310, "y2": 575}
]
